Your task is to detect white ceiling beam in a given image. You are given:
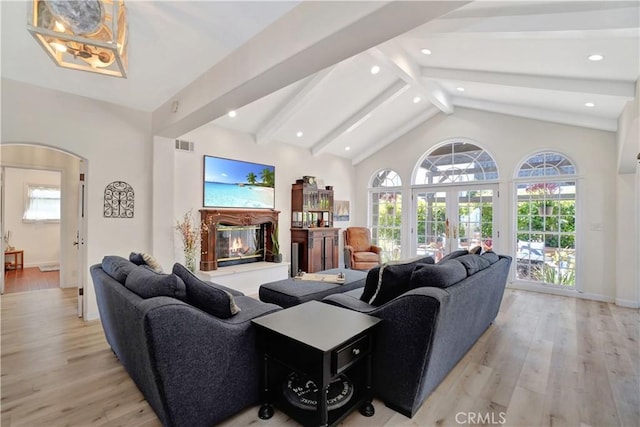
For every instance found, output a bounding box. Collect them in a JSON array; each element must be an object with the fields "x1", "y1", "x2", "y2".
[
  {"x1": 453, "y1": 97, "x2": 618, "y2": 132},
  {"x1": 370, "y1": 45, "x2": 453, "y2": 114},
  {"x1": 422, "y1": 67, "x2": 636, "y2": 99},
  {"x1": 352, "y1": 106, "x2": 440, "y2": 165},
  {"x1": 255, "y1": 67, "x2": 335, "y2": 145},
  {"x1": 152, "y1": 1, "x2": 470, "y2": 138},
  {"x1": 311, "y1": 80, "x2": 409, "y2": 157}
]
